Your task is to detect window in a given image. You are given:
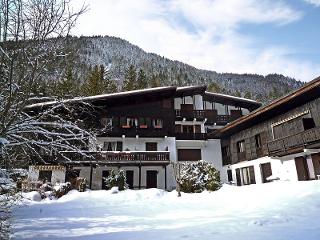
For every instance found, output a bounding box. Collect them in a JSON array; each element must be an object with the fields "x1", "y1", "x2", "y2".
[
  {"x1": 100, "y1": 118, "x2": 112, "y2": 128},
  {"x1": 222, "y1": 146, "x2": 231, "y2": 165},
  {"x1": 139, "y1": 117, "x2": 150, "y2": 128},
  {"x1": 237, "y1": 140, "x2": 245, "y2": 153},
  {"x1": 222, "y1": 146, "x2": 230, "y2": 158},
  {"x1": 255, "y1": 134, "x2": 262, "y2": 148},
  {"x1": 303, "y1": 118, "x2": 315, "y2": 130},
  {"x1": 153, "y1": 118, "x2": 163, "y2": 129},
  {"x1": 103, "y1": 141, "x2": 122, "y2": 151},
  {"x1": 146, "y1": 142, "x2": 157, "y2": 151},
  {"x1": 241, "y1": 166, "x2": 256, "y2": 185},
  {"x1": 182, "y1": 125, "x2": 193, "y2": 133},
  {"x1": 38, "y1": 170, "x2": 52, "y2": 182},
  {"x1": 178, "y1": 149, "x2": 201, "y2": 161},
  {"x1": 227, "y1": 169, "x2": 233, "y2": 182}
]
